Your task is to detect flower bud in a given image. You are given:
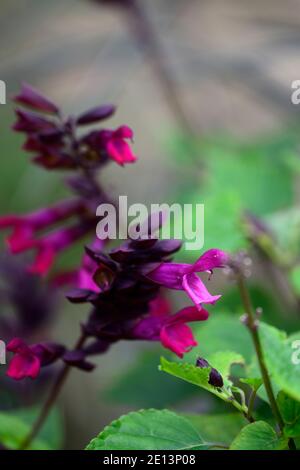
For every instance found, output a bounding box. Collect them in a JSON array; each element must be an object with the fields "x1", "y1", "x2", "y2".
[{"x1": 196, "y1": 356, "x2": 224, "y2": 388}]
